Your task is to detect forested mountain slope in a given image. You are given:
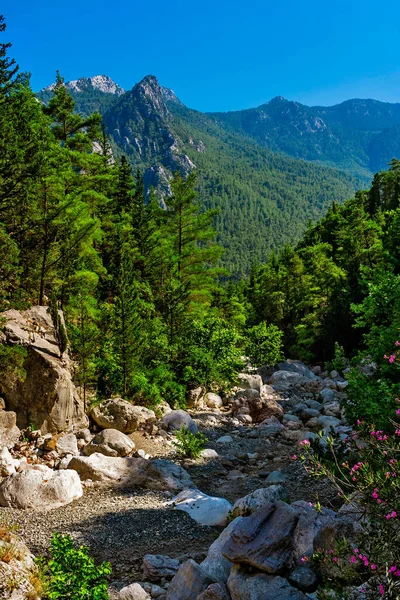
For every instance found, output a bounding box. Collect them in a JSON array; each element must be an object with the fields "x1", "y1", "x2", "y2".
[
  {"x1": 39, "y1": 75, "x2": 365, "y2": 277},
  {"x1": 209, "y1": 97, "x2": 400, "y2": 177}
]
